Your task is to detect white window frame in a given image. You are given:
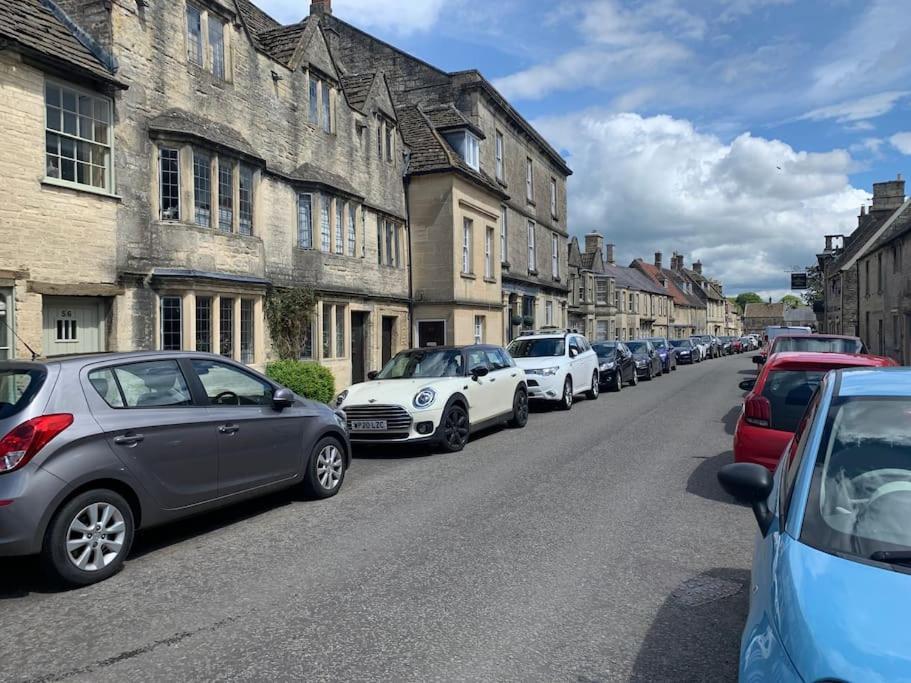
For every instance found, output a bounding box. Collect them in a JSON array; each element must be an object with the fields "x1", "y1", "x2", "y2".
[
  {"x1": 545, "y1": 301, "x2": 554, "y2": 327},
  {"x1": 474, "y1": 315, "x2": 485, "y2": 345},
  {"x1": 465, "y1": 133, "x2": 480, "y2": 171},
  {"x1": 485, "y1": 227, "x2": 494, "y2": 279},
  {"x1": 526, "y1": 157, "x2": 534, "y2": 202},
  {"x1": 462, "y1": 218, "x2": 473, "y2": 275},
  {"x1": 495, "y1": 130, "x2": 504, "y2": 181},
  {"x1": 0, "y1": 288, "x2": 13, "y2": 360},
  {"x1": 550, "y1": 177, "x2": 557, "y2": 217},
  {"x1": 551, "y1": 233, "x2": 559, "y2": 279},
  {"x1": 527, "y1": 220, "x2": 536, "y2": 273},
  {"x1": 500, "y1": 205, "x2": 508, "y2": 264}
]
